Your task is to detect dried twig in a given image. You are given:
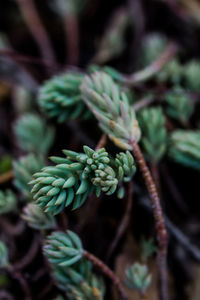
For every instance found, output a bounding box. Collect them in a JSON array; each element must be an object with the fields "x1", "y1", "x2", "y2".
[{"x1": 130, "y1": 141, "x2": 168, "y2": 300}]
